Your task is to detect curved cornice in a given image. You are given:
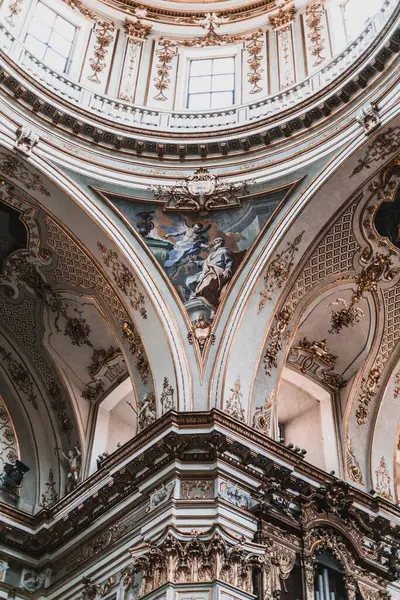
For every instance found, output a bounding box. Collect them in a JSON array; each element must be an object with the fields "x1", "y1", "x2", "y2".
[{"x1": 0, "y1": 3, "x2": 398, "y2": 162}]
